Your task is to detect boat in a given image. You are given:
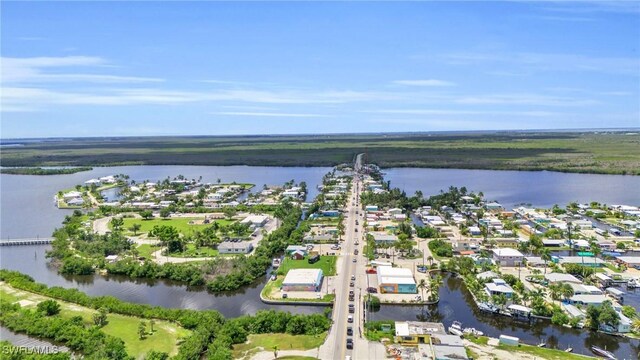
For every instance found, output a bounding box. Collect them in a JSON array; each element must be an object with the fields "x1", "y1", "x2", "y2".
[
  {"x1": 272, "y1": 258, "x2": 281, "y2": 268},
  {"x1": 537, "y1": 341, "x2": 546, "y2": 347},
  {"x1": 270, "y1": 274, "x2": 277, "y2": 281},
  {"x1": 448, "y1": 321, "x2": 464, "y2": 336},
  {"x1": 463, "y1": 327, "x2": 484, "y2": 336},
  {"x1": 591, "y1": 346, "x2": 616, "y2": 360},
  {"x1": 565, "y1": 346, "x2": 573, "y2": 353},
  {"x1": 627, "y1": 278, "x2": 640, "y2": 289}
]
